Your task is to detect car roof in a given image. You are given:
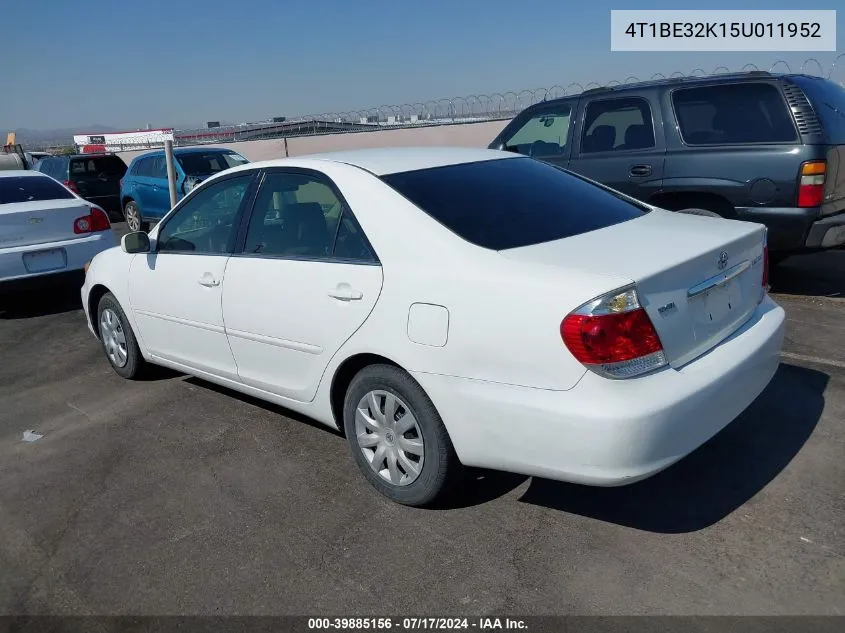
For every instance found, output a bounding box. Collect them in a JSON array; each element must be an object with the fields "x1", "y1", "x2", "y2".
[
  {"x1": 247, "y1": 147, "x2": 519, "y2": 176},
  {"x1": 131, "y1": 146, "x2": 234, "y2": 161},
  {"x1": 0, "y1": 170, "x2": 51, "y2": 179}
]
